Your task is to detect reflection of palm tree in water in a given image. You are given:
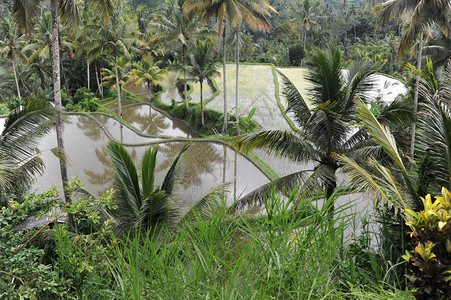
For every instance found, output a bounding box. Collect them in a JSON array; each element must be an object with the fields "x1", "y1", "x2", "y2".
[
  {"x1": 156, "y1": 142, "x2": 223, "y2": 189},
  {"x1": 121, "y1": 104, "x2": 170, "y2": 136},
  {"x1": 85, "y1": 146, "x2": 138, "y2": 196},
  {"x1": 222, "y1": 145, "x2": 227, "y2": 198},
  {"x1": 76, "y1": 116, "x2": 102, "y2": 141}
]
